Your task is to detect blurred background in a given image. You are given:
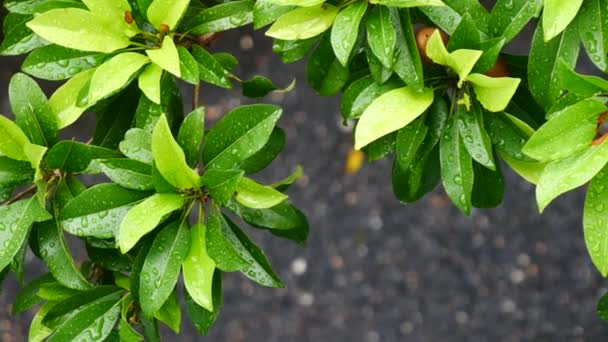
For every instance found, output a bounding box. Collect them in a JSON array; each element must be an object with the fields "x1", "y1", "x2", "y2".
[{"x1": 2, "y1": 2, "x2": 608, "y2": 341}]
